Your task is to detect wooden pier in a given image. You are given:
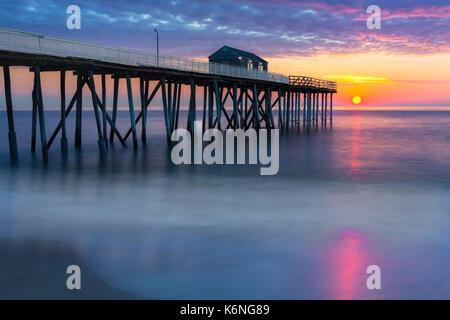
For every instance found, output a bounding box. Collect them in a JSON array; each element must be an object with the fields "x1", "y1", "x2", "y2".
[{"x1": 0, "y1": 28, "x2": 336, "y2": 163}]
